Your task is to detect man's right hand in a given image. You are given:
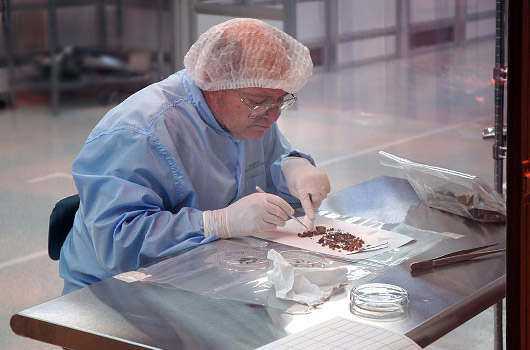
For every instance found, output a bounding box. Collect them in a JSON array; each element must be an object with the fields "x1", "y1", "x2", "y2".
[{"x1": 203, "y1": 193, "x2": 294, "y2": 238}]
